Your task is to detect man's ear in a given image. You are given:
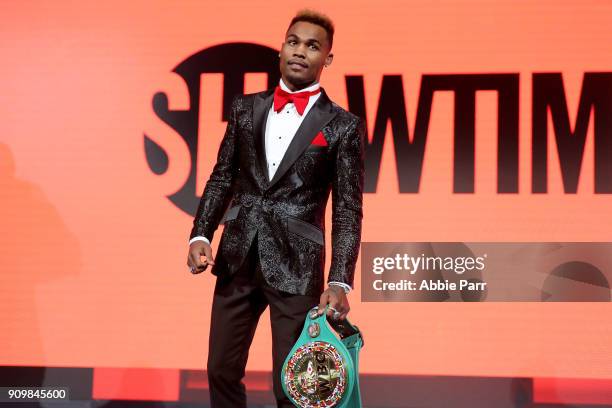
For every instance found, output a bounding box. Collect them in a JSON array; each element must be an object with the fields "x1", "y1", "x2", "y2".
[{"x1": 325, "y1": 53, "x2": 334, "y2": 67}]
